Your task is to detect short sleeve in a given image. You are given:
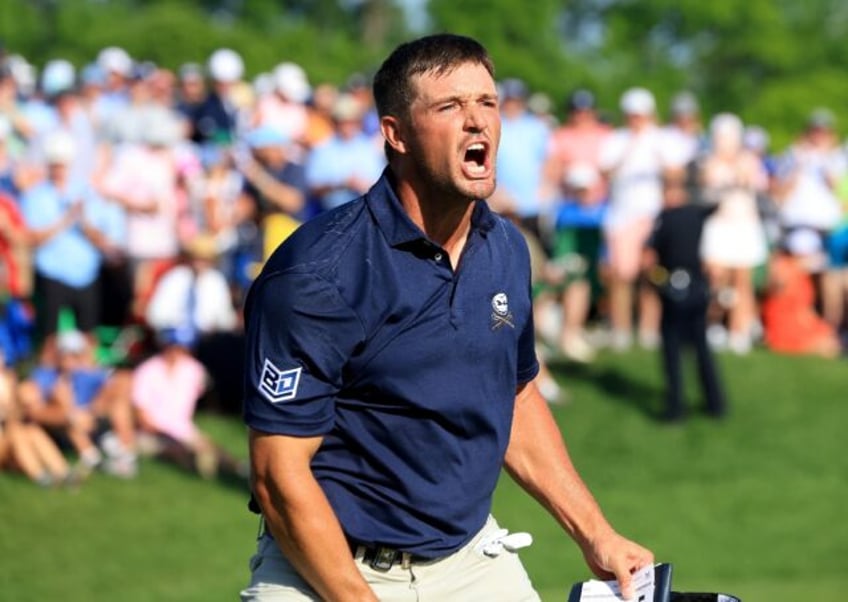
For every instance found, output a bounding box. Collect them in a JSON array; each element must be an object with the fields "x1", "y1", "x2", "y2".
[{"x1": 242, "y1": 270, "x2": 365, "y2": 436}]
